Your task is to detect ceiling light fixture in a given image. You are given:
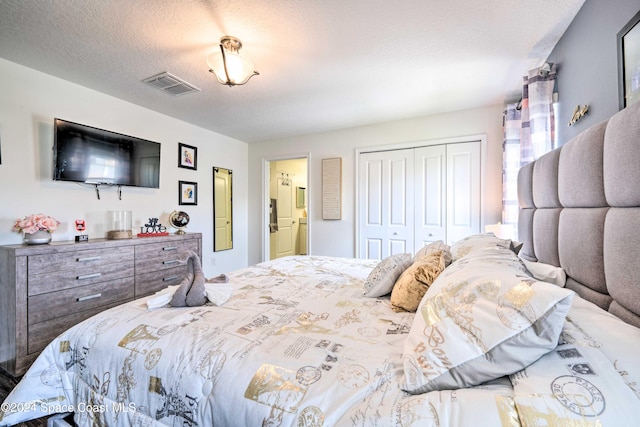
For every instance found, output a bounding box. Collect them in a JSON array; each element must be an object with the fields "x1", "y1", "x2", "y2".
[{"x1": 207, "y1": 36, "x2": 259, "y2": 87}]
